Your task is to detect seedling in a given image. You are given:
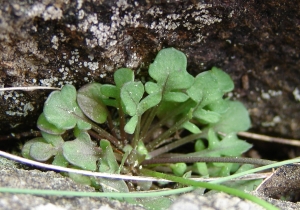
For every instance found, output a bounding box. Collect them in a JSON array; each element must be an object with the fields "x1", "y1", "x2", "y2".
[{"x1": 22, "y1": 48, "x2": 258, "y2": 209}]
